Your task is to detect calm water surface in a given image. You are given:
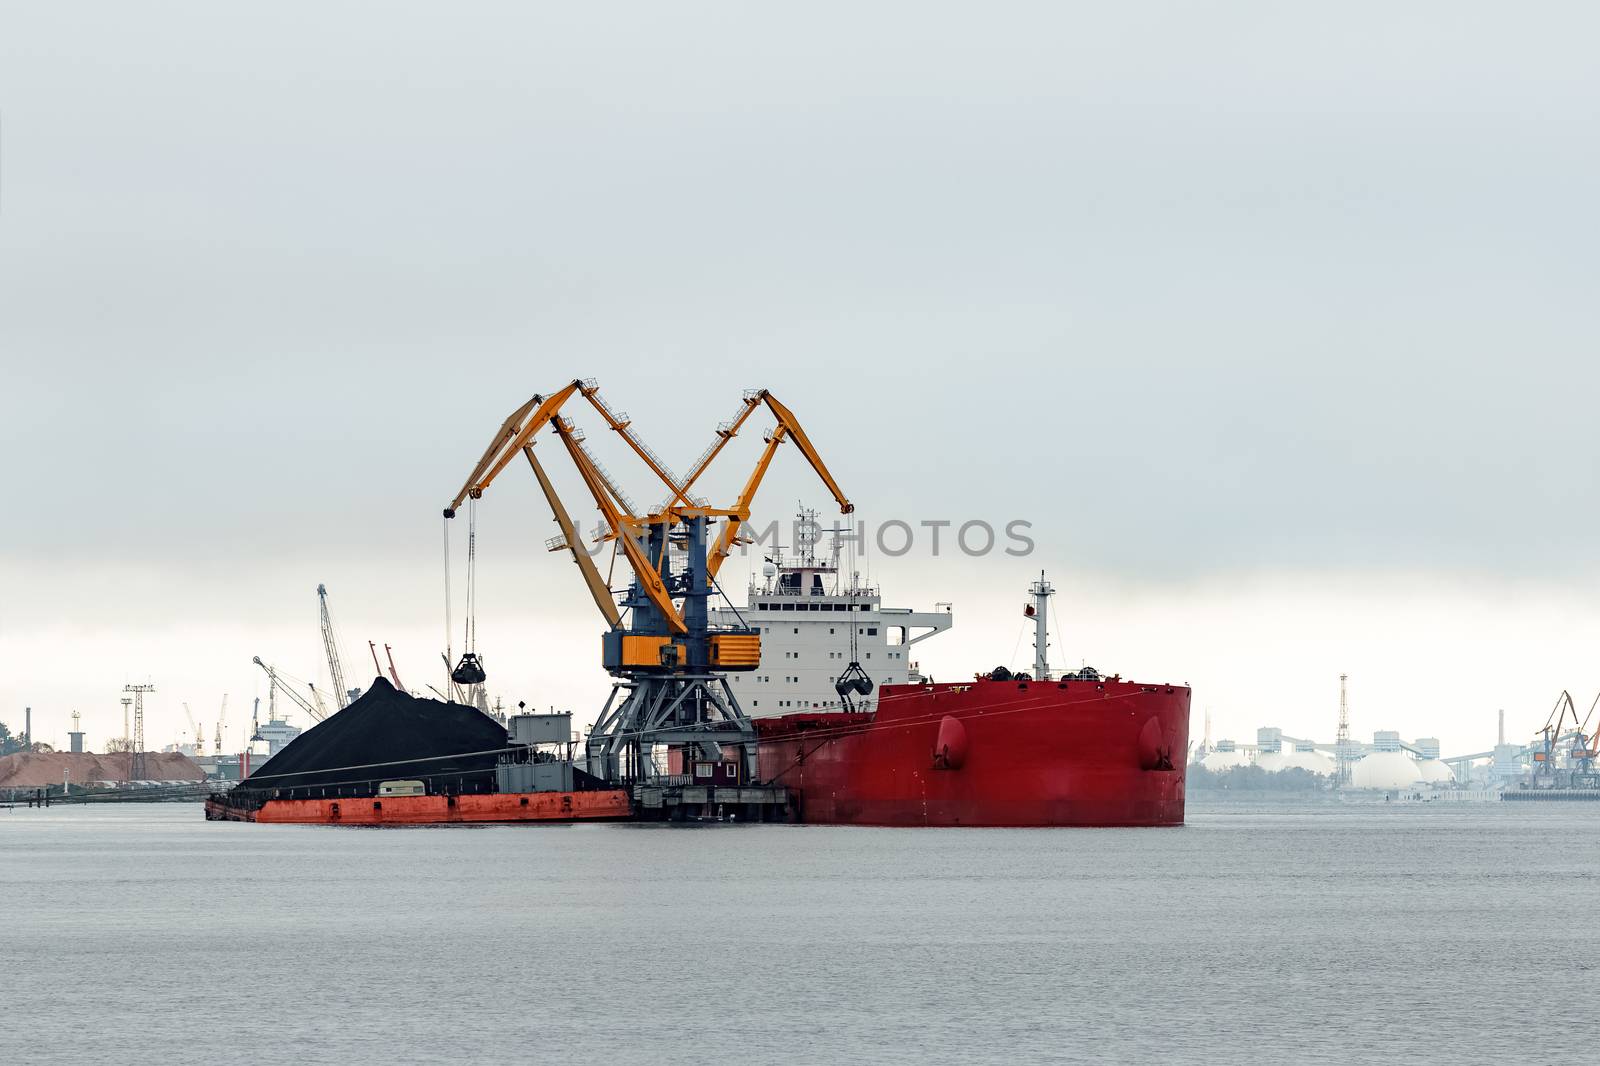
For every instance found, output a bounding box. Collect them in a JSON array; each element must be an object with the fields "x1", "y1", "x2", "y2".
[{"x1": 2, "y1": 799, "x2": 1593, "y2": 1065}]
